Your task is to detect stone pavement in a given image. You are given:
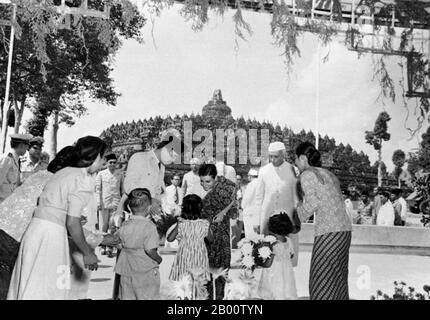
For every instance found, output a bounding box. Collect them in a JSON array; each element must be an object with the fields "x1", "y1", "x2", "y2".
[{"x1": 87, "y1": 246, "x2": 430, "y2": 300}]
